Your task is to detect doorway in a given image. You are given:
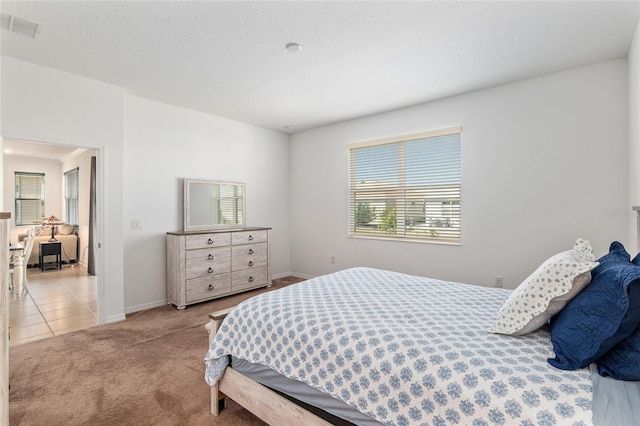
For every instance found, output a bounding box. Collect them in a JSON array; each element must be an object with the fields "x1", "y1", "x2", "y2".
[{"x1": 2, "y1": 138, "x2": 102, "y2": 343}]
